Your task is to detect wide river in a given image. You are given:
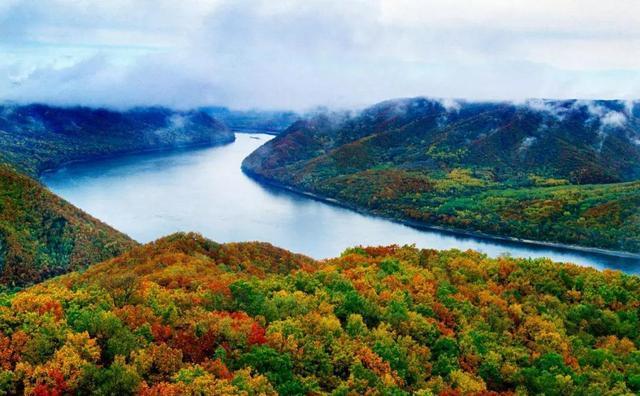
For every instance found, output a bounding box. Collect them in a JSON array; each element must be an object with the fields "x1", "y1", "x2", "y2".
[{"x1": 43, "y1": 133, "x2": 640, "y2": 273}]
